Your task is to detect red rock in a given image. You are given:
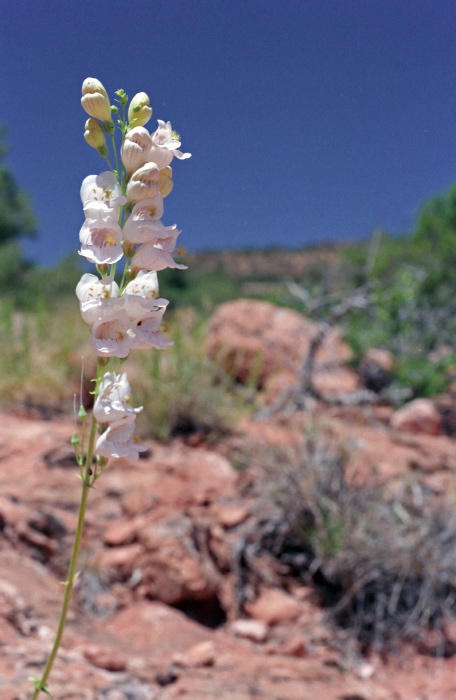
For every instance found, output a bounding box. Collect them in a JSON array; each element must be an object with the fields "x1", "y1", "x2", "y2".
[
  {"x1": 391, "y1": 398, "x2": 442, "y2": 436},
  {"x1": 137, "y1": 514, "x2": 219, "y2": 605},
  {"x1": 244, "y1": 587, "x2": 303, "y2": 625},
  {"x1": 276, "y1": 635, "x2": 307, "y2": 657},
  {"x1": 206, "y1": 299, "x2": 352, "y2": 390},
  {"x1": 213, "y1": 503, "x2": 249, "y2": 528},
  {"x1": 173, "y1": 640, "x2": 216, "y2": 668},
  {"x1": 97, "y1": 542, "x2": 143, "y2": 576},
  {"x1": 230, "y1": 619, "x2": 268, "y2": 642},
  {"x1": 103, "y1": 518, "x2": 139, "y2": 546},
  {"x1": 82, "y1": 643, "x2": 127, "y2": 671},
  {"x1": 106, "y1": 601, "x2": 215, "y2": 662}
]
